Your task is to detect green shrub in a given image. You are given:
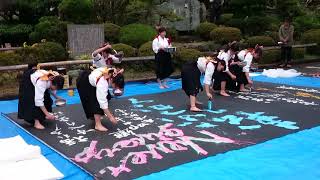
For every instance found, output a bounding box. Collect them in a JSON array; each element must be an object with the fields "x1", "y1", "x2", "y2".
[
  {"x1": 293, "y1": 15, "x2": 320, "y2": 39},
  {"x1": 210, "y1": 27, "x2": 241, "y2": 44},
  {"x1": 174, "y1": 48, "x2": 202, "y2": 67},
  {"x1": 0, "y1": 24, "x2": 33, "y2": 46},
  {"x1": 260, "y1": 49, "x2": 281, "y2": 64},
  {"x1": 246, "y1": 36, "x2": 275, "y2": 47},
  {"x1": 138, "y1": 41, "x2": 153, "y2": 56},
  {"x1": 176, "y1": 41, "x2": 221, "y2": 52},
  {"x1": 246, "y1": 16, "x2": 272, "y2": 36},
  {"x1": 226, "y1": 18, "x2": 243, "y2": 30},
  {"x1": 227, "y1": 16, "x2": 277, "y2": 36},
  {"x1": 292, "y1": 47, "x2": 305, "y2": 59},
  {"x1": 58, "y1": 0, "x2": 94, "y2": 23},
  {"x1": 0, "y1": 72, "x2": 17, "y2": 86},
  {"x1": 112, "y1": 43, "x2": 136, "y2": 57},
  {"x1": 196, "y1": 22, "x2": 217, "y2": 40},
  {"x1": 36, "y1": 42, "x2": 67, "y2": 62},
  {"x1": 264, "y1": 31, "x2": 280, "y2": 42},
  {"x1": 104, "y1": 23, "x2": 121, "y2": 43},
  {"x1": 29, "y1": 16, "x2": 68, "y2": 46},
  {"x1": 301, "y1": 29, "x2": 320, "y2": 54},
  {"x1": 0, "y1": 52, "x2": 23, "y2": 66},
  {"x1": 17, "y1": 42, "x2": 67, "y2": 63},
  {"x1": 166, "y1": 28, "x2": 178, "y2": 41},
  {"x1": 217, "y1": 13, "x2": 234, "y2": 25},
  {"x1": 119, "y1": 24, "x2": 156, "y2": 48}
]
